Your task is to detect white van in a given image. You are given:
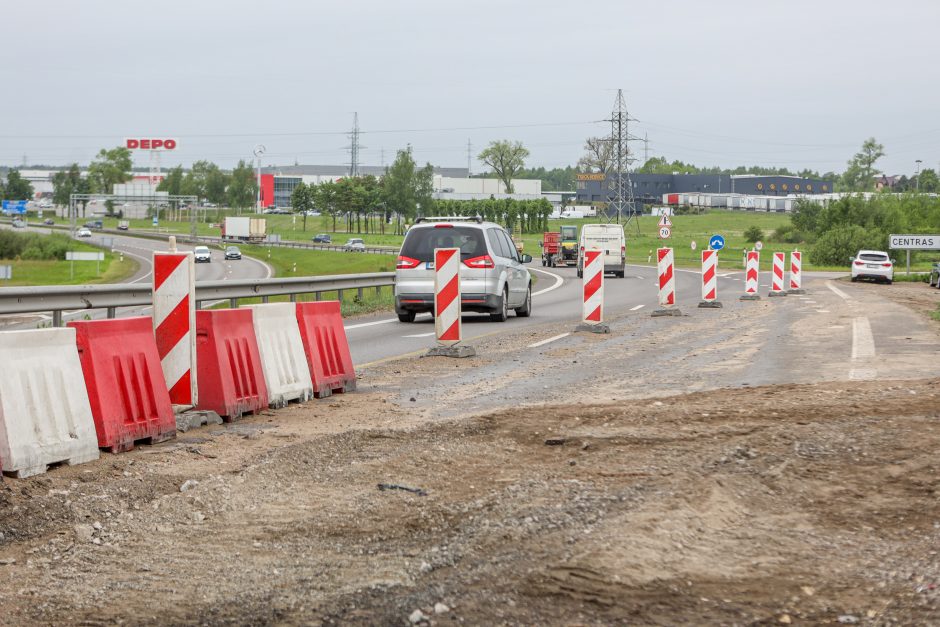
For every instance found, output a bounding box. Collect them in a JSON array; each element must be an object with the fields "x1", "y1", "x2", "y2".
[
  {"x1": 577, "y1": 223, "x2": 626, "y2": 278},
  {"x1": 560, "y1": 209, "x2": 585, "y2": 219}
]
